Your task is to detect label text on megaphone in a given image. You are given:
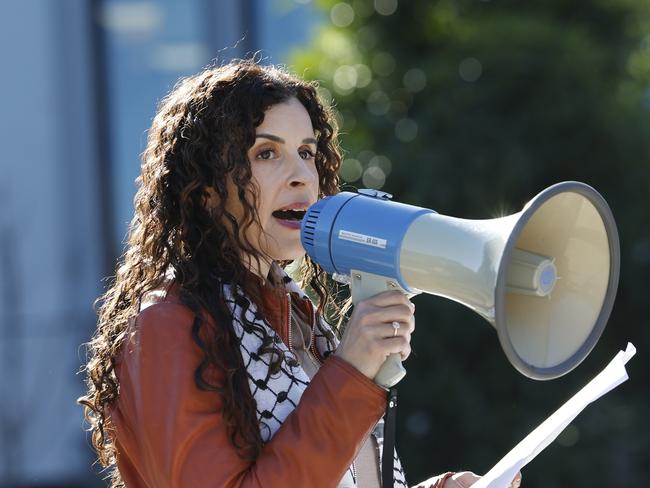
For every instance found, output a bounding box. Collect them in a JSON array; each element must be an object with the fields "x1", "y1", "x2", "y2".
[{"x1": 338, "y1": 230, "x2": 387, "y2": 249}]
